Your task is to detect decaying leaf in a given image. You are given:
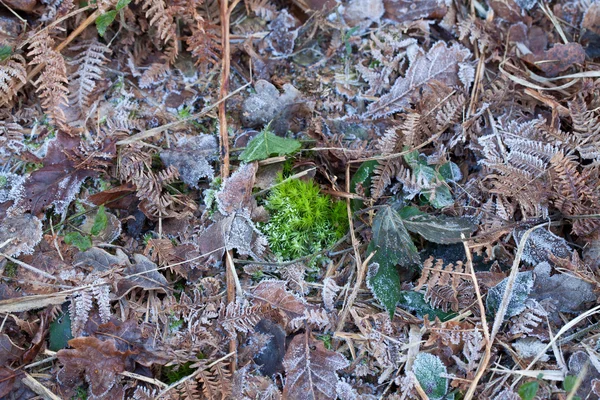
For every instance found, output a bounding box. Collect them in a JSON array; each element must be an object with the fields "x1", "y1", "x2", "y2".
[
  {"x1": 160, "y1": 135, "x2": 218, "y2": 188},
  {"x1": 57, "y1": 337, "x2": 133, "y2": 399},
  {"x1": 282, "y1": 333, "x2": 349, "y2": 400},
  {"x1": 0, "y1": 213, "x2": 42, "y2": 257},
  {"x1": 251, "y1": 280, "x2": 310, "y2": 322},
  {"x1": 531, "y1": 262, "x2": 595, "y2": 313},
  {"x1": 117, "y1": 253, "x2": 169, "y2": 296},
  {"x1": 13, "y1": 132, "x2": 115, "y2": 215}
]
